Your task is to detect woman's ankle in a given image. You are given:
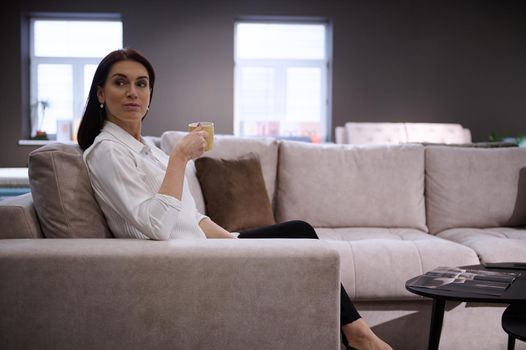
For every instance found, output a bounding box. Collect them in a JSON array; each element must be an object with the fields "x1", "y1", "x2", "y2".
[
  {"x1": 343, "y1": 319, "x2": 372, "y2": 341},
  {"x1": 342, "y1": 318, "x2": 392, "y2": 350}
]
